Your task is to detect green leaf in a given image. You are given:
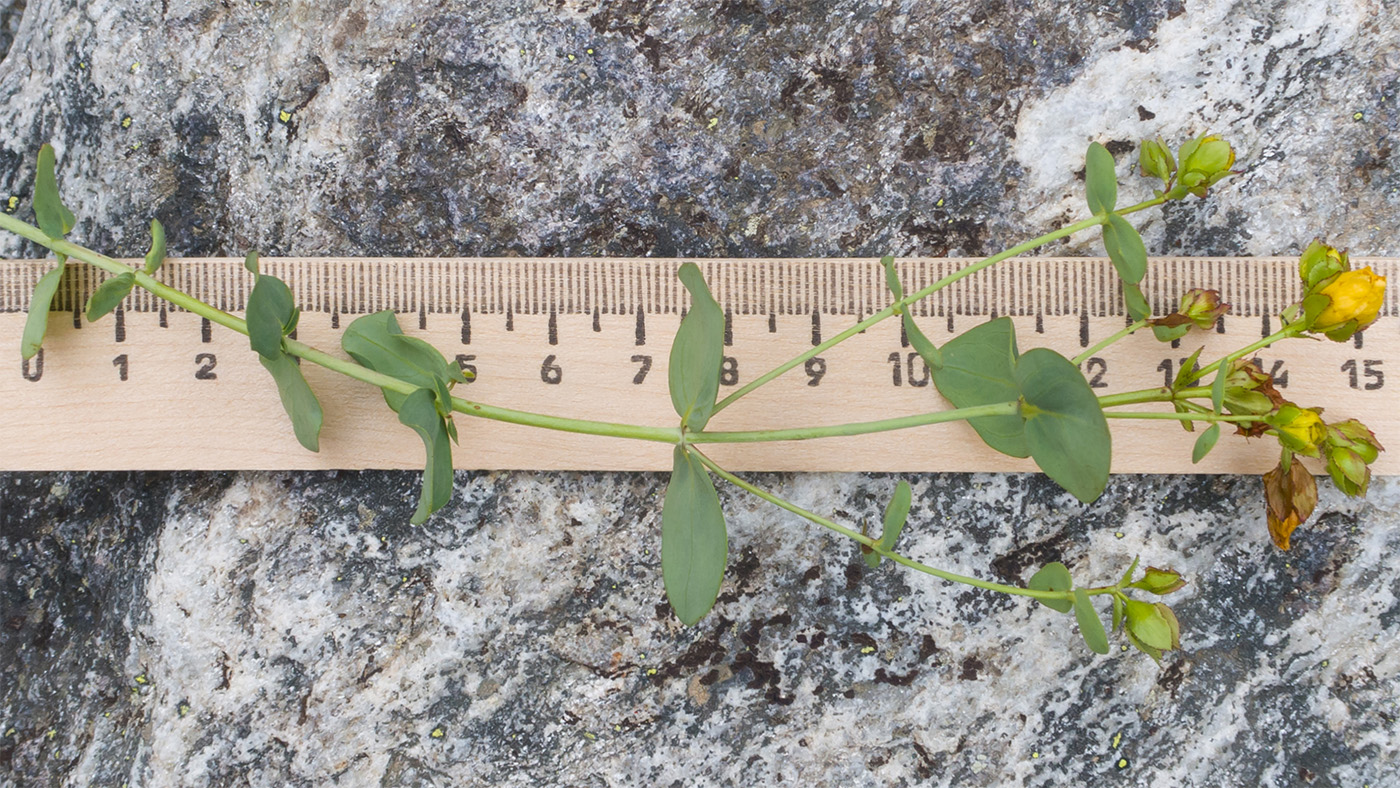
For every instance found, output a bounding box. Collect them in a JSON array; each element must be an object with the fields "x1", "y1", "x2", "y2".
[
  {"x1": 1017, "y1": 348, "x2": 1112, "y2": 502},
  {"x1": 1111, "y1": 595, "x2": 1125, "y2": 632},
  {"x1": 1028, "y1": 562, "x2": 1074, "y2": 613},
  {"x1": 662, "y1": 446, "x2": 728, "y2": 626},
  {"x1": 903, "y1": 312, "x2": 943, "y2": 371},
  {"x1": 931, "y1": 317, "x2": 1029, "y2": 458},
  {"x1": 396, "y1": 387, "x2": 454, "y2": 525},
  {"x1": 1192, "y1": 423, "x2": 1221, "y2": 464},
  {"x1": 1073, "y1": 588, "x2": 1110, "y2": 654},
  {"x1": 1084, "y1": 142, "x2": 1118, "y2": 216},
  {"x1": 879, "y1": 480, "x2": 912, "y2": 551},
  {"x1": 247, "y1": 275, "x2": 298, "y2": 360},
  {"x1": 33, "y1": 144, "x2": 76, "y2": 244},
  {"x1": 1102, "y1": 213, "x2": 1147, "y2": 285},
  {"x1": 668, "y1": 263, "x2": 724, "y2": 432},
  {"x1": 1122, "y1": 282, "x2": 1151, "y2": 322},
  {"x1": 343, "y1": 310, "x2": 467, "y2": 413},
  {"x1": 883, "y1": 256, "x2": 942, "y2": 369},
  {"x1": 866, "y1": 479, "x2": 913, "y2": 568},
  {"x1": 21, "y1": 266, "x2": 64, "y2": 359},
  {"x1": 1172, "y1": 346, "x2": 1205, "y2": 389},
  {"x1": 880, "y1": 255, "x2": 904, "y2": 311},
  {"x1": 244, "y1": 250, "x2": 260, "y2": 275},
  {"x1": 84, "y1": 272, "x2": 134, "y2": 322},
  {"x1": 143, "y1": 219, "x2": 166, "y2": 275},
  {"x1": 1211, "y1": 358, "x2": 1229, "y2": 413},
  {"x1": 259, "y1": 352, "x2": 323, "y2": 452}
]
